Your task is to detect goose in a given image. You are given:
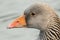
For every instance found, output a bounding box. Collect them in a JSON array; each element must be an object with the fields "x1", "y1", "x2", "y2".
[{"x1": 8, "y1": 3, "x2": 60, "y2": 40}]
